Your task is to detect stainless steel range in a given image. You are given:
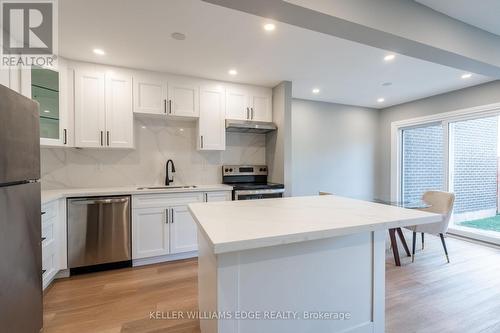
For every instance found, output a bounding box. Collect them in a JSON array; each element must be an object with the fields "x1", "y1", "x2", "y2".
[{"x1": 222, "y1": 165, "x2": 285, "y2": 200}]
